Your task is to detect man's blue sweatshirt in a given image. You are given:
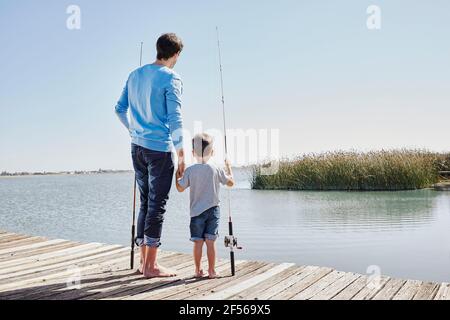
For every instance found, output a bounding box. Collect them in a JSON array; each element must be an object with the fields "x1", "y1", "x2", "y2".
[{"x1": 115, "y1": 64, "x2": 184, "y2": 152}]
